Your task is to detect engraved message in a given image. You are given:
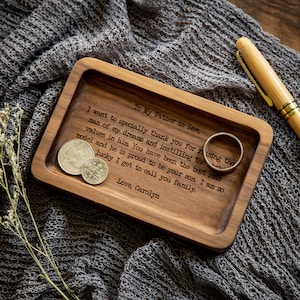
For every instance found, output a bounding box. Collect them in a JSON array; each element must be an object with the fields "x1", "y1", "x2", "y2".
[{"x1": 68, "y1": 100, "x2": 237, "y2": 201}]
